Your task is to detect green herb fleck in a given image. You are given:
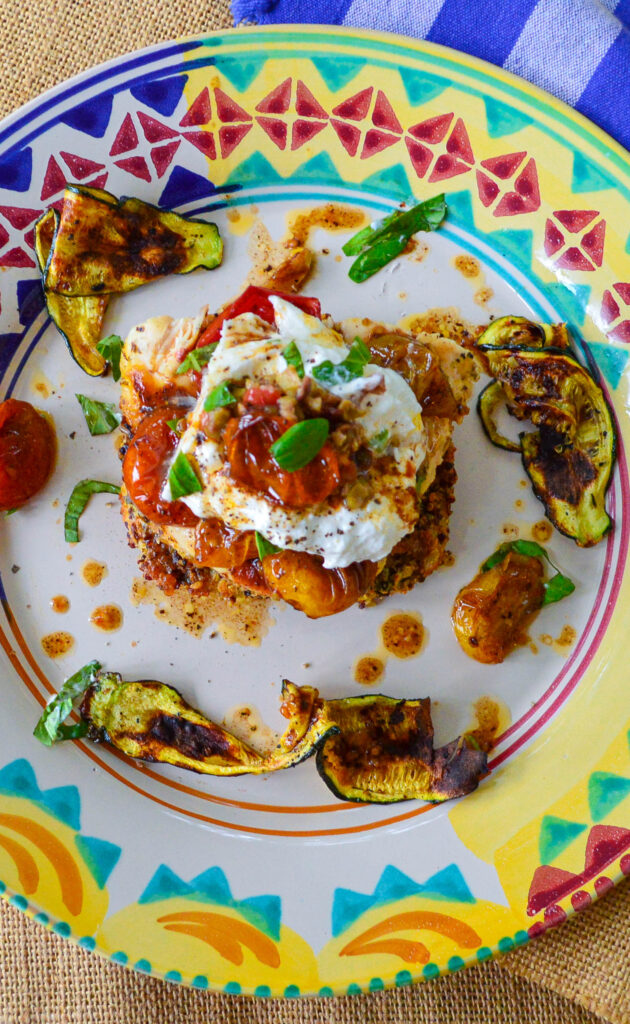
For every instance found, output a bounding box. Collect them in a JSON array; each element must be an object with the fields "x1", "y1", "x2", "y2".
[
  {"x1": 75, "y1": 394, "x2": 121, "y2": 435},
  {"x1": 33, "y1": 660, "x2": 101, "y2": 746},
  {"x1": 203, "y1": 382, "x2": 235, "y2": 411},
  {"x1": 96, "y1": 334, "x2": 123, "y2": 382},
  {"x1": 312, "y1": 338, "x2": 371, "y2": 387},
  {"x1": 369, "y1": 429, "x2": 389, "y2": 453},
  {"x1": 344, "y1": 194, "x2": 447, "y2": 282},
  {"x1": 480, "y1": 539, "x2": 575, "y2": 606},
  {"x1": 168, "y1": 451, "x2": 202, "y2": 501},
  {"x1": 270, "y1": 418, "x2": 329, "y2": 472},
  {"x1": 255, "y1": 532, "x2": 281, "y2": 560},
  {"x1": 282, "y1": 341, "x2": 305, "y2": 379},
  {"x1": 65, "y1": 479, "x2": 121, "y2": 543},
  {"x1": 175, "y1": 344, "x2": 217, "y2": 375}
]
